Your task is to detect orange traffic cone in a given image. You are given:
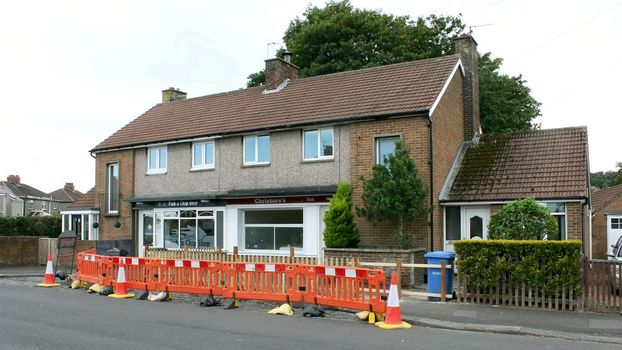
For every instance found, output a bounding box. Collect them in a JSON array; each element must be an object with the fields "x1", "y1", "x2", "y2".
[
  {"x1": 108, "y1": 258, "x2": 134, "y2": 299},
  {"x1": 375, "y1": 272, "x2": 412, "y2": 329},
  {"x1": 37, "y1": 253, "x2": 60, "y2": 287}
]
